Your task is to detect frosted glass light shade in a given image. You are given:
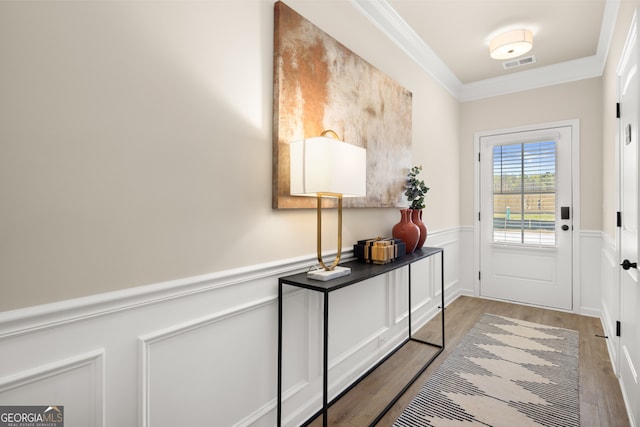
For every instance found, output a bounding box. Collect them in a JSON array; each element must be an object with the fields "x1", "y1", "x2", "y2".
[
  {"x1": 490, "y1": 29, "x2": 533, "y2": 60},
  {"x1": 290, "y1": 136, "x2": 366, "y2": 197}
]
